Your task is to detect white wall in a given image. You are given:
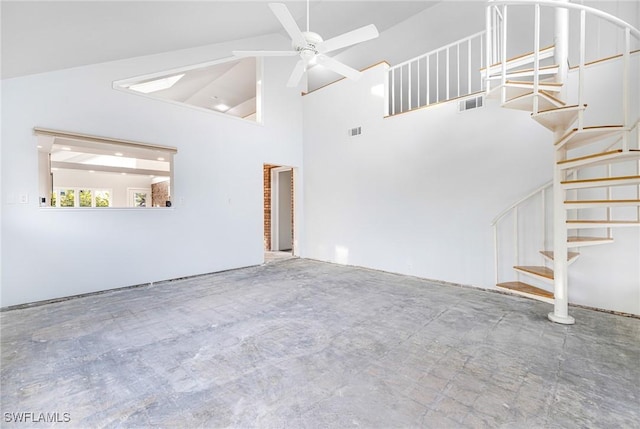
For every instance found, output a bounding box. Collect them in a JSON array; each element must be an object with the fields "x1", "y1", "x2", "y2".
[
  {"x1": 1, "y1": 34, "x2": 304, "y2": 307},
  {"x1": 302, "y1": 63, "x2": 553, "y2": 289},
  {"x1": 302, "y1": 59, "x2": 639, "y2": 315}
]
